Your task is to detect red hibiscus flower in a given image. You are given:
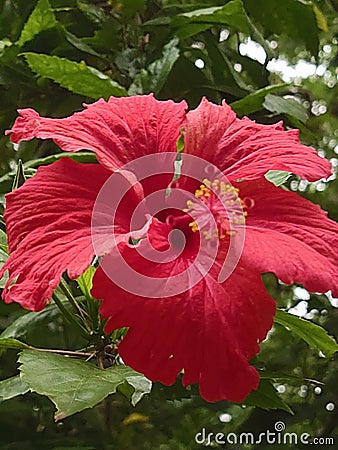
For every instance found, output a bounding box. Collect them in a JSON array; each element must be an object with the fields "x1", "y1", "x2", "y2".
[{"x1": 1, "y1": 95, "x2": 337, "y2": 402}]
